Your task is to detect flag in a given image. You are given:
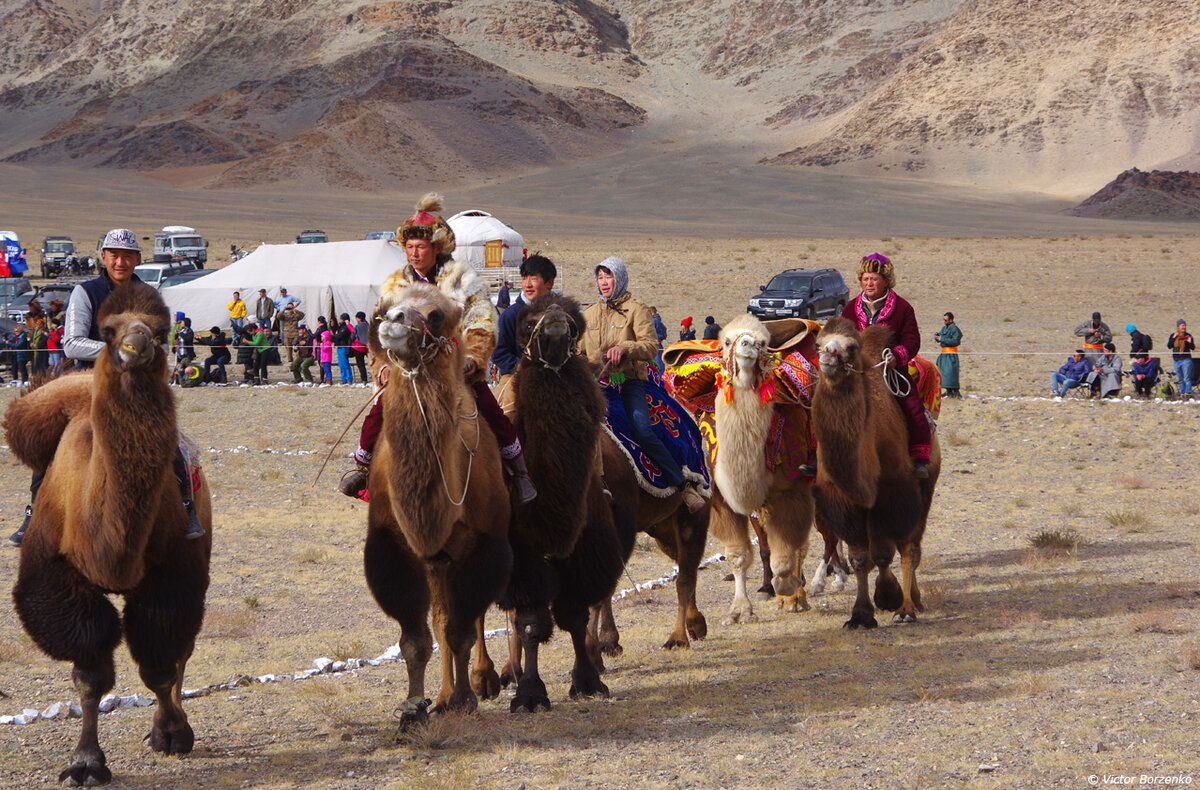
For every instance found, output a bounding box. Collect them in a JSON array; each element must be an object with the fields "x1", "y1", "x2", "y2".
[{"x1": 5, "y1": 240, "x2": 27, "y2": 274}]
